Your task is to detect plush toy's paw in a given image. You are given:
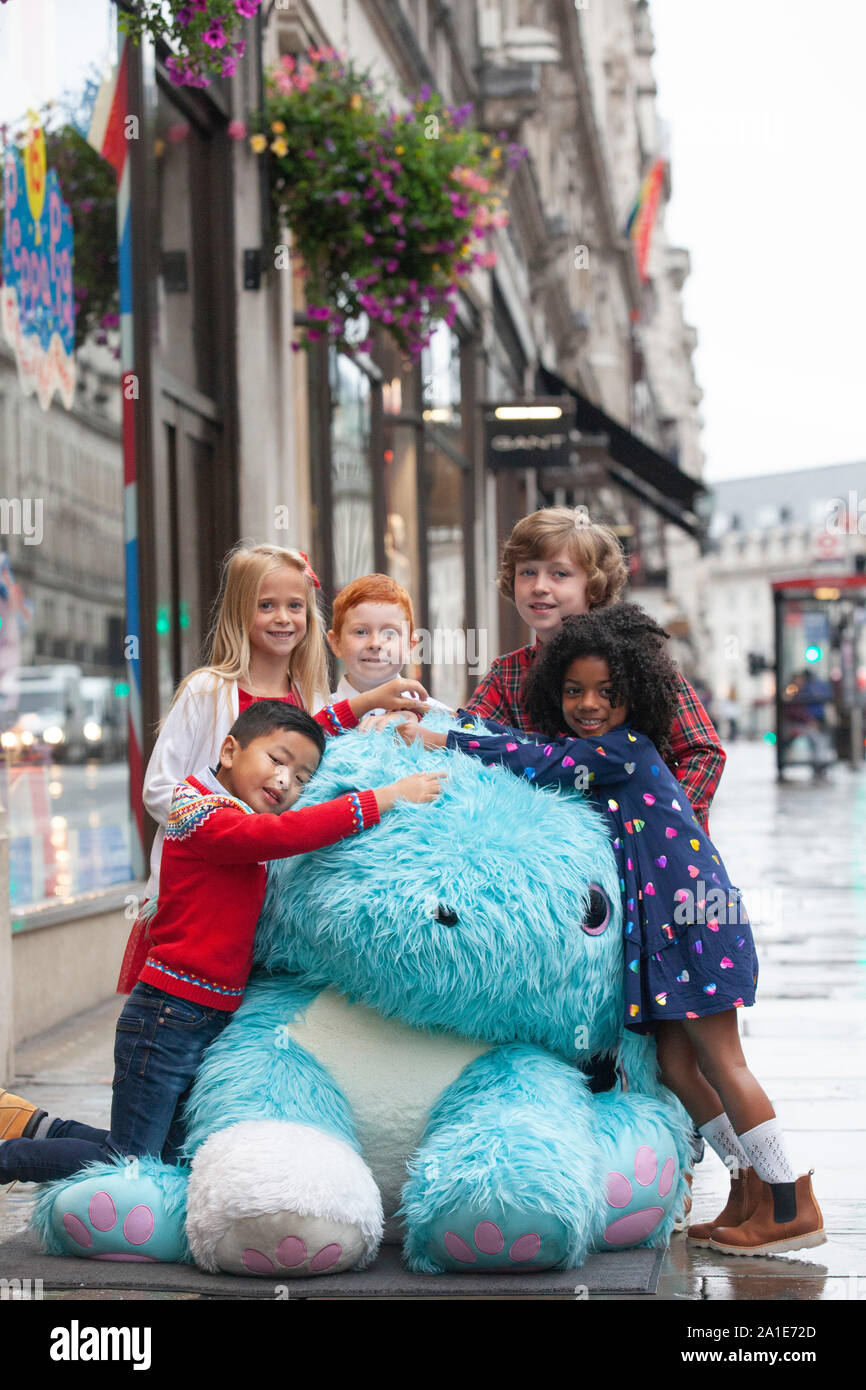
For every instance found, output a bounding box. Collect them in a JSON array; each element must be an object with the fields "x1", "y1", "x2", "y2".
[
  {"x1": 600, "y1": 1144, "x2": 678, "y2": 1247},
  {"x1": 423, "y1": 1205, "x2": 570, "y2": 1273},
  {"x1": 47, "y1": 1172, "x2": 187, "y2": 1263},
  {"x1": 213, "y1": 1210, "x2": 365, "y2": 1277},
  {"x1": 186, "y1": 1119, "x2": 383, "y2": 1275}
]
